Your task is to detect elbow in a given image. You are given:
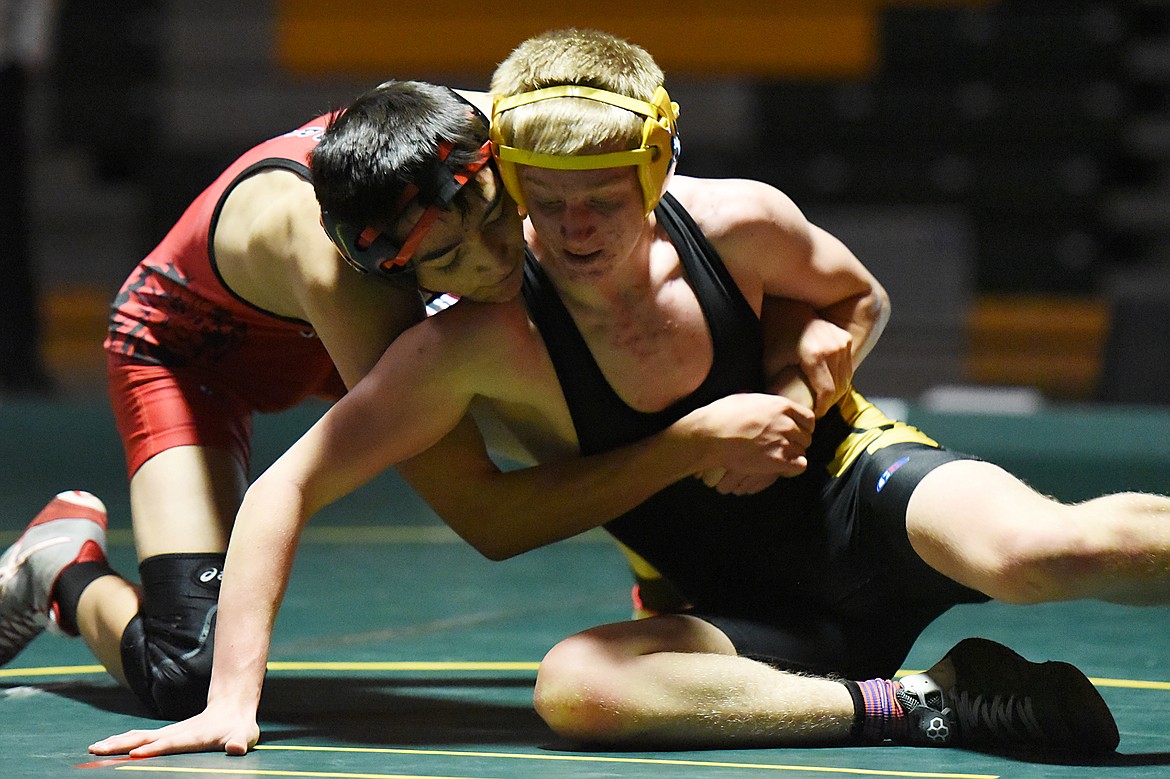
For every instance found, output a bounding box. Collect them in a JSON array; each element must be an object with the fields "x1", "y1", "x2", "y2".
[
  {"x1": 869, "y1": 283, "x2": 892, "y2": 336},
  {"x1": 853, "y1": 284, "x2": 891, "y2": 364},
  {"x1": 447, "y1": 519, "x2": 526, "y2": 562},
  {"x1": 474, "y1": 540, "x2": 521, "y2": 562},
  {"x1": 242, "y1": 471, "x2": 303, "y2": 517}
]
